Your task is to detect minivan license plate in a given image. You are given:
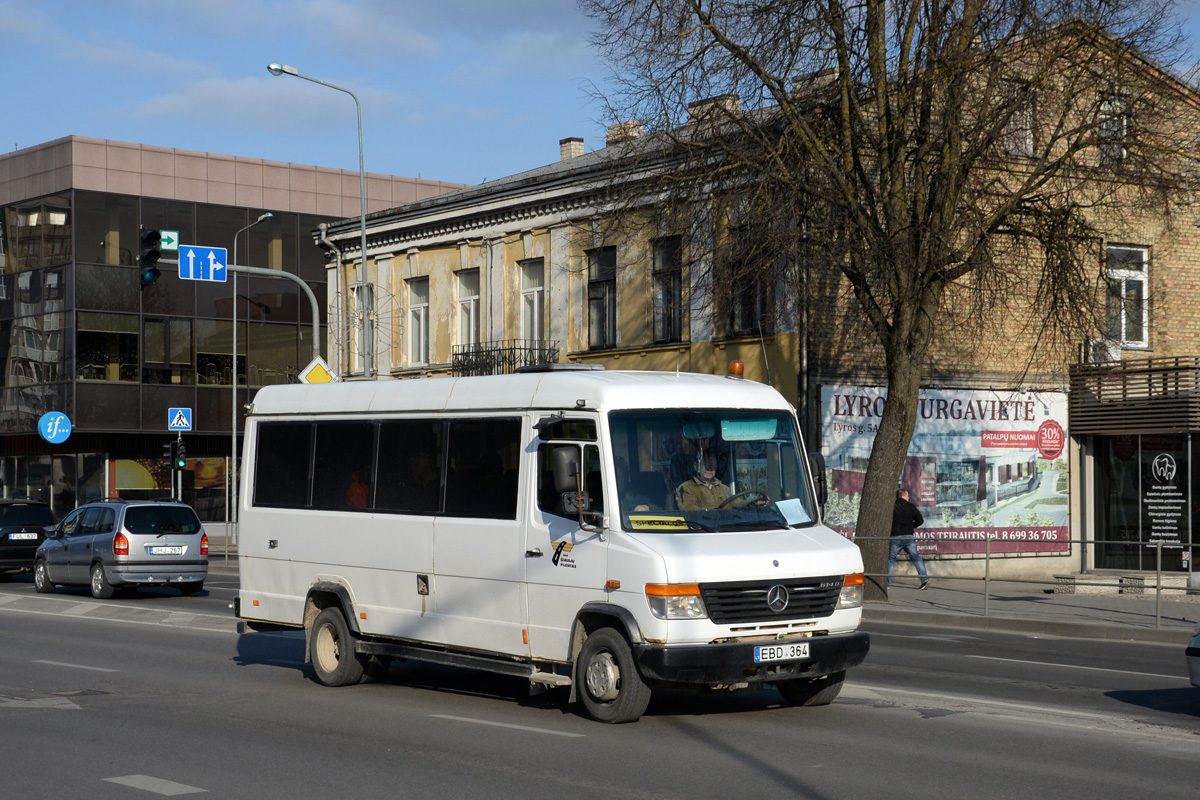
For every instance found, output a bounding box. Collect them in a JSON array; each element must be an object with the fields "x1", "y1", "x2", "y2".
[
  {"x1": 754, "y1": 642, "x2": 810, "y2": 663},
  {"x1": 149, "y1": 546, "x2": 183, "y2": 555},
  {"x1": 8, "y1": 532, "x2": 37, "y2": 540}
]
